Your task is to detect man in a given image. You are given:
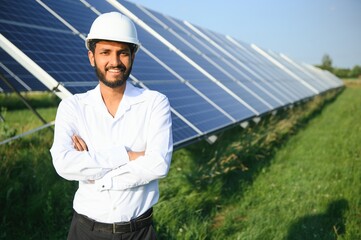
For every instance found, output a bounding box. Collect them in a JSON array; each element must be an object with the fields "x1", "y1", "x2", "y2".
[{"x1": 50, "y1": 12, "x2": 173, "y2": 240}]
